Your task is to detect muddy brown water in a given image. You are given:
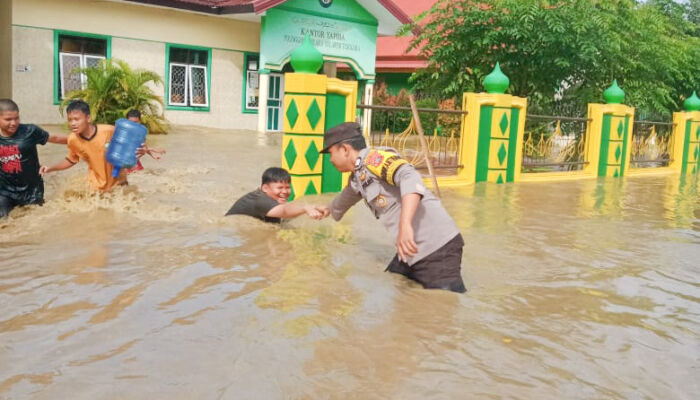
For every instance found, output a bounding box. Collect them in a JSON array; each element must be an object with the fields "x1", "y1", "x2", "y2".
[{"x1": 1, "y1": 126, "x2": 698, "y2": 399}]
